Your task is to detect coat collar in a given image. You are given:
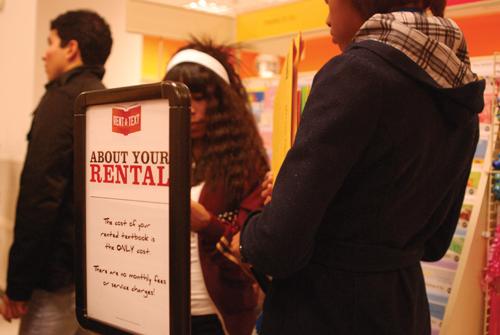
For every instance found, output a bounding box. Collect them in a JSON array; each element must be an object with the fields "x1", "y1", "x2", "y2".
[{"x1": 45, "y1": 65, "x2": 105, "y2": 89}]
